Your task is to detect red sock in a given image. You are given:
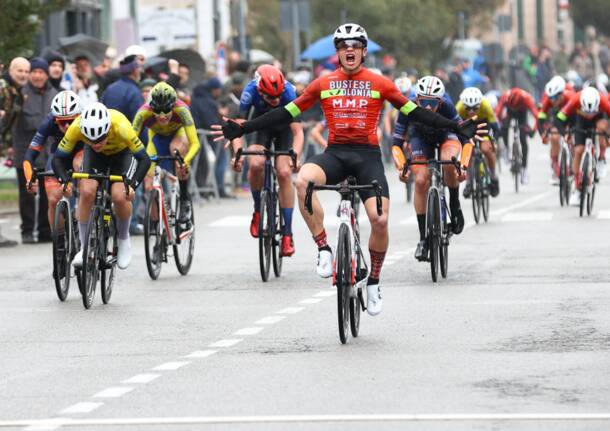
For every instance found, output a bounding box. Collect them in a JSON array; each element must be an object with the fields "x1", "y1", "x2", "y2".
[
  {"x1": 313, "y1": 229, "x2": 328, "y2": 249},
  {"x1": 369, "y1": 249, "x2": 386, "y2": 281}
]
